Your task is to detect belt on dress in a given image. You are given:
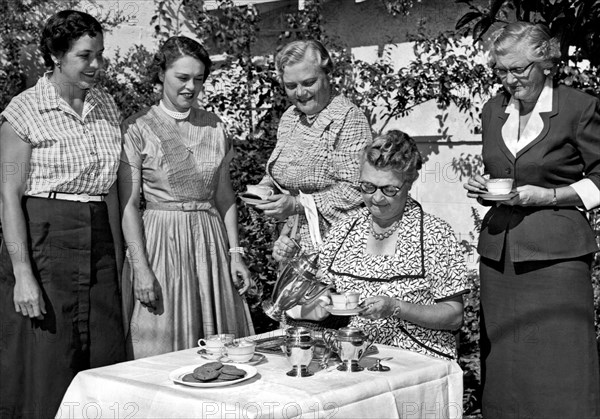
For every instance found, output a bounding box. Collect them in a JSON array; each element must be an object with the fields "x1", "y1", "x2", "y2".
[
  {"x1": 29, "y1": 192, "x2": 105, "y2": 202},
  {"x1": 145, "y1": 201, "x2": 212, "y2": 212}
]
